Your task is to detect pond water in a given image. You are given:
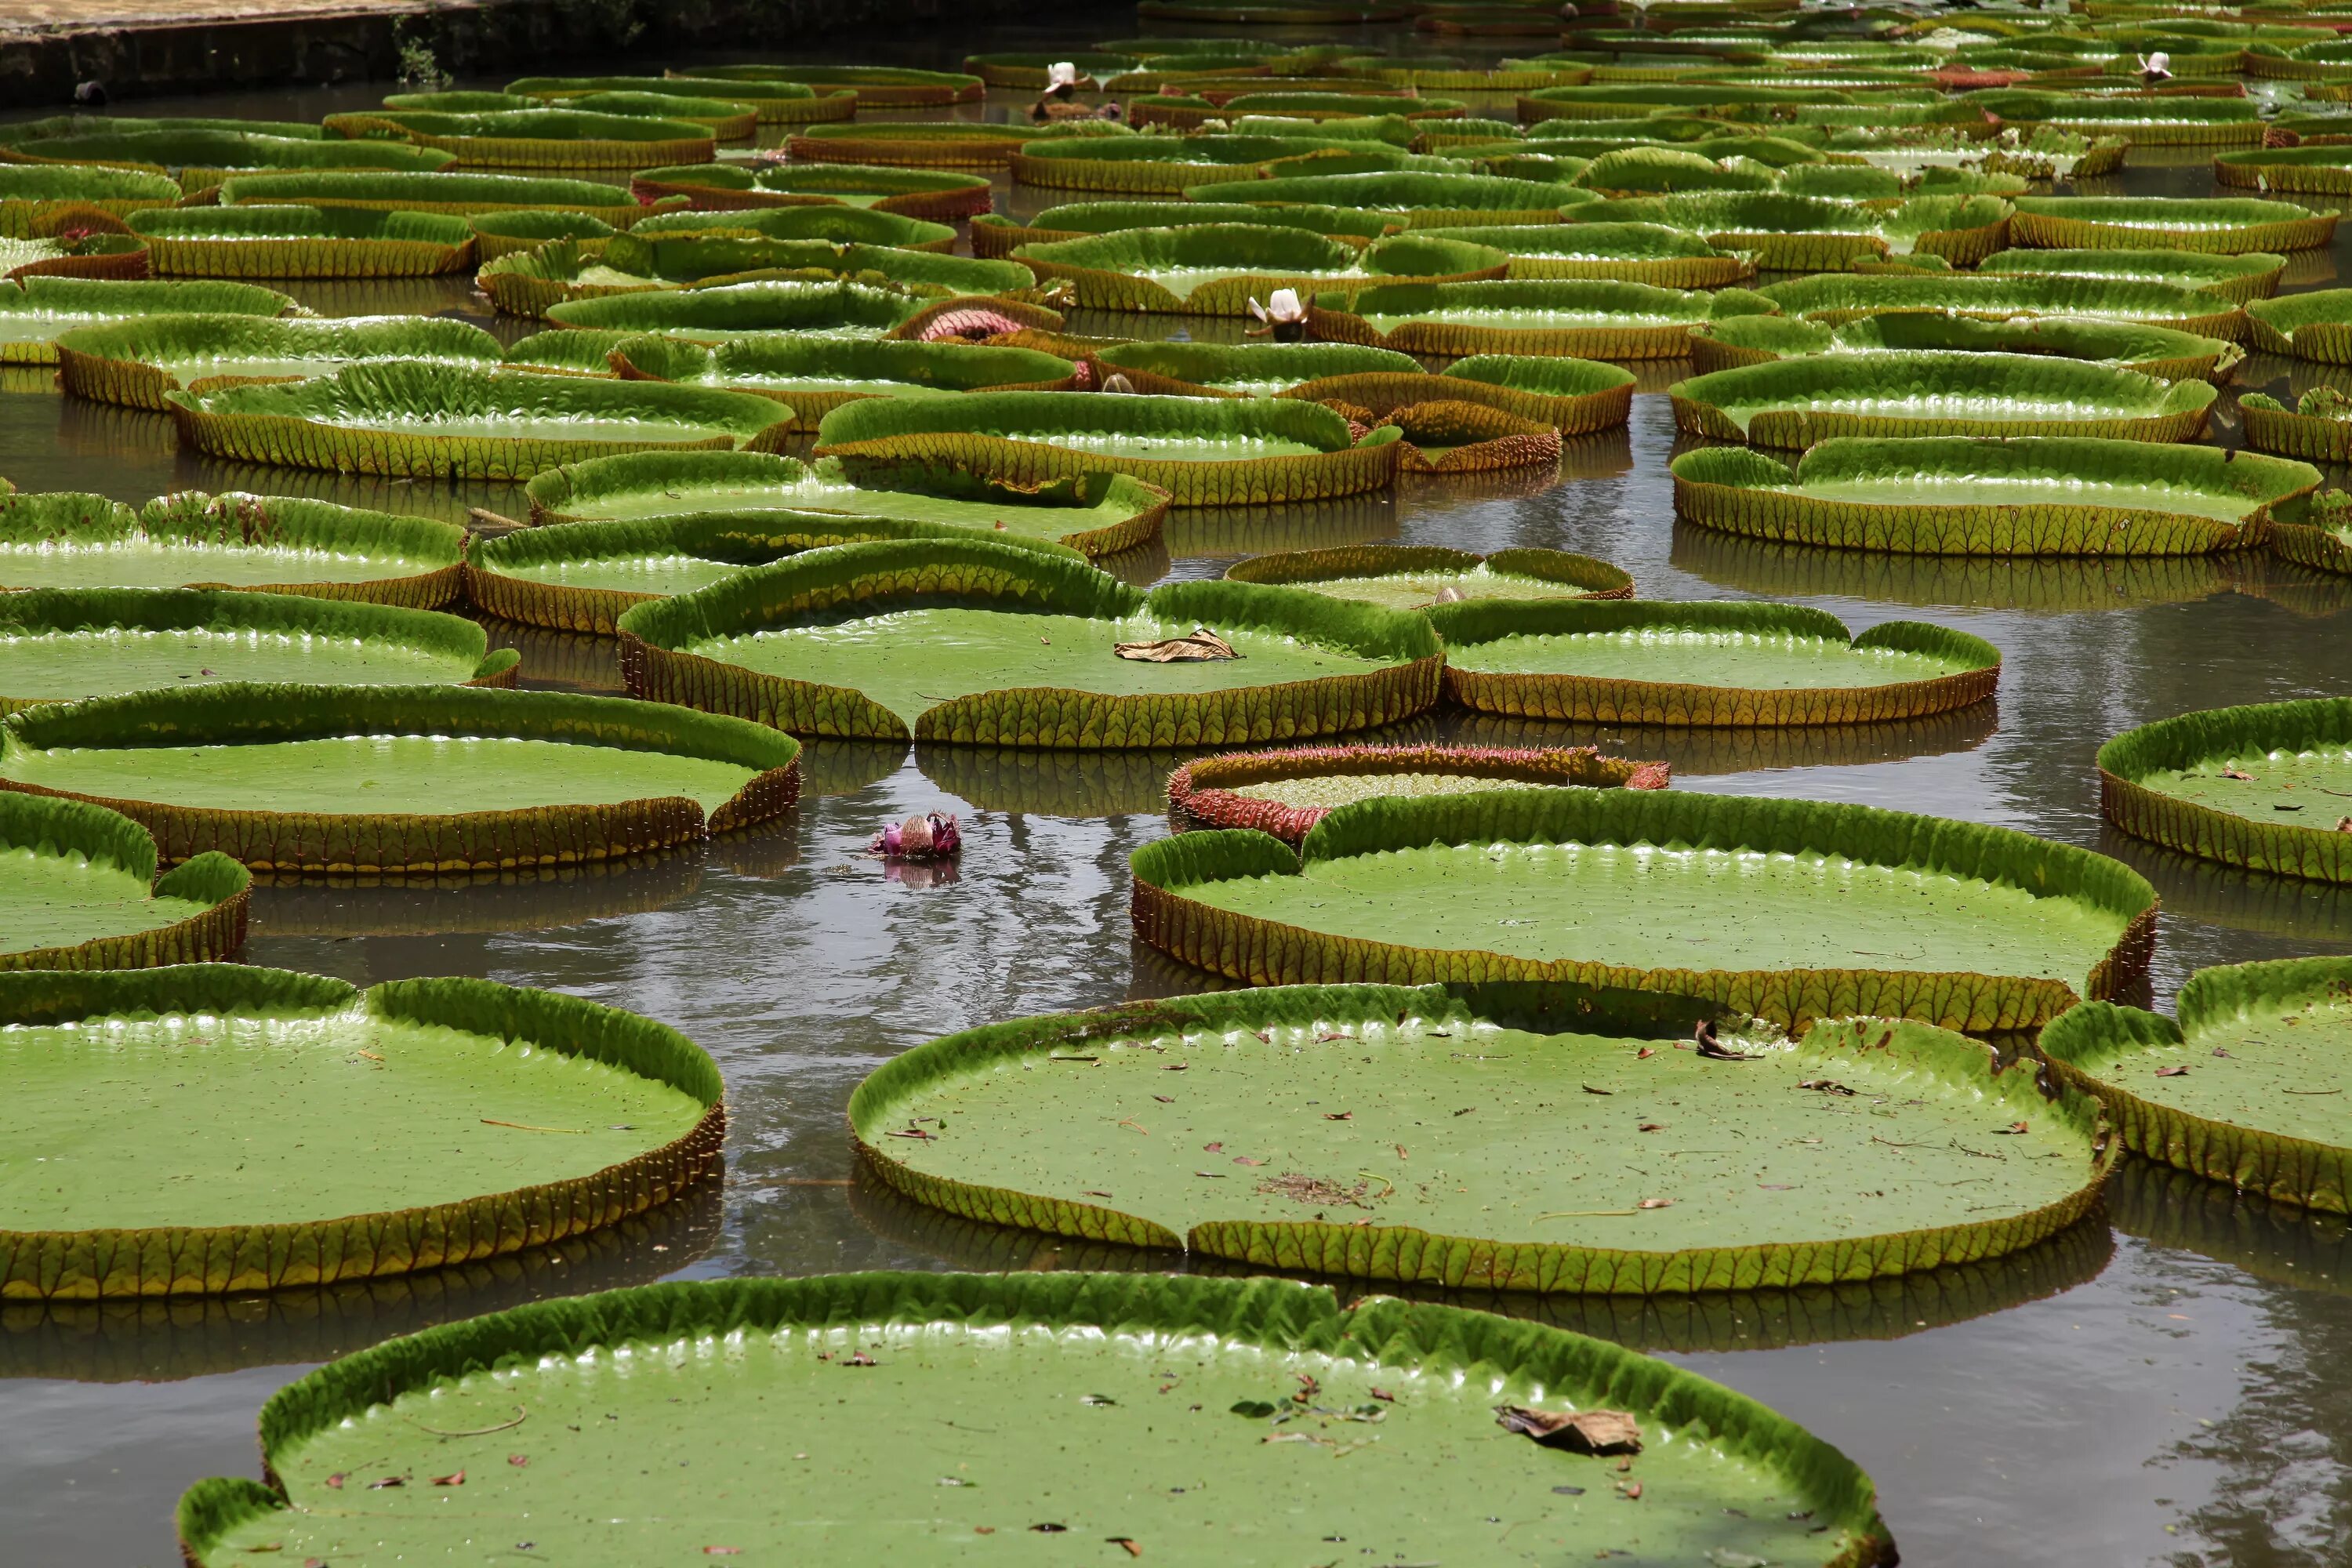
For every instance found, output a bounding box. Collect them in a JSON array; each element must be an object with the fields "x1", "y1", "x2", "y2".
[{"x1": 5, "y1": 16, "x2": 2352, "y2": 1568}]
